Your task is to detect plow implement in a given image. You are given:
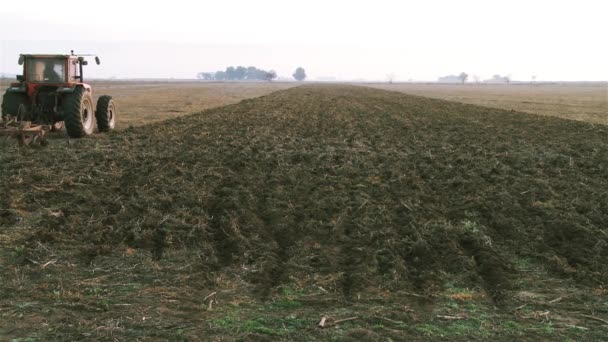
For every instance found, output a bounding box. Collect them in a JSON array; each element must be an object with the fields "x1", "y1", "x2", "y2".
[{"x1": 0, "y1": 120, "x2": 50, "y2": 146}]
